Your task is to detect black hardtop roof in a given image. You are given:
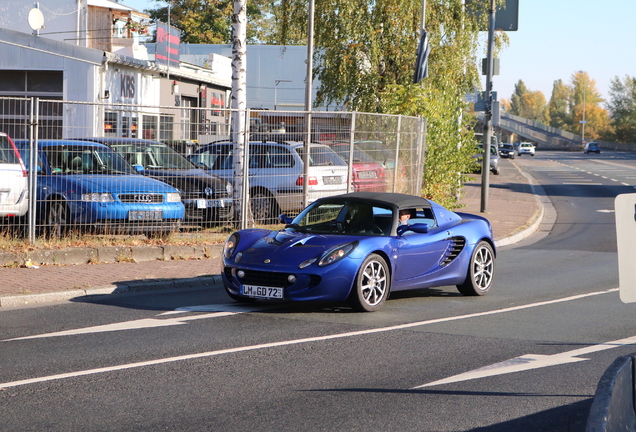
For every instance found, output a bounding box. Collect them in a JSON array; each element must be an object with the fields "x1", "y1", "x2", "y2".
[{"x1": 320, "y1": 192, "x2": 432, "y2": 209}]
